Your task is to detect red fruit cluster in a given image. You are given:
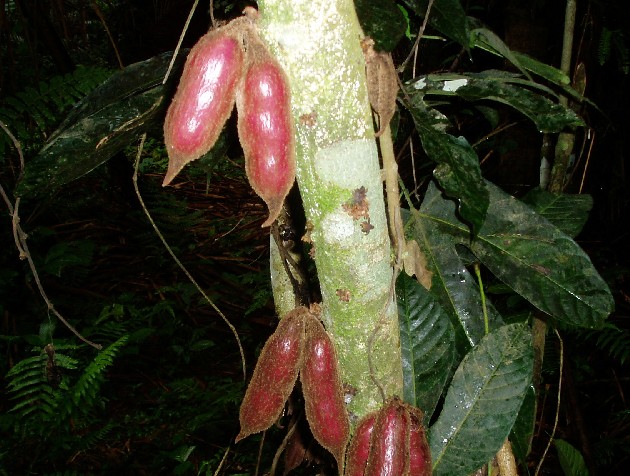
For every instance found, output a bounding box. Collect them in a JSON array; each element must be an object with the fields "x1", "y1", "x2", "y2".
[
  {"x1": 163, "y1": 11, "x2": 295, "y2": 227},
  {"x1": 345, "y1": 397, "x2": 432, "y2": 476},
  {"x1": 237, "y1": 306, "x2": 350, "y2": 471}
]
